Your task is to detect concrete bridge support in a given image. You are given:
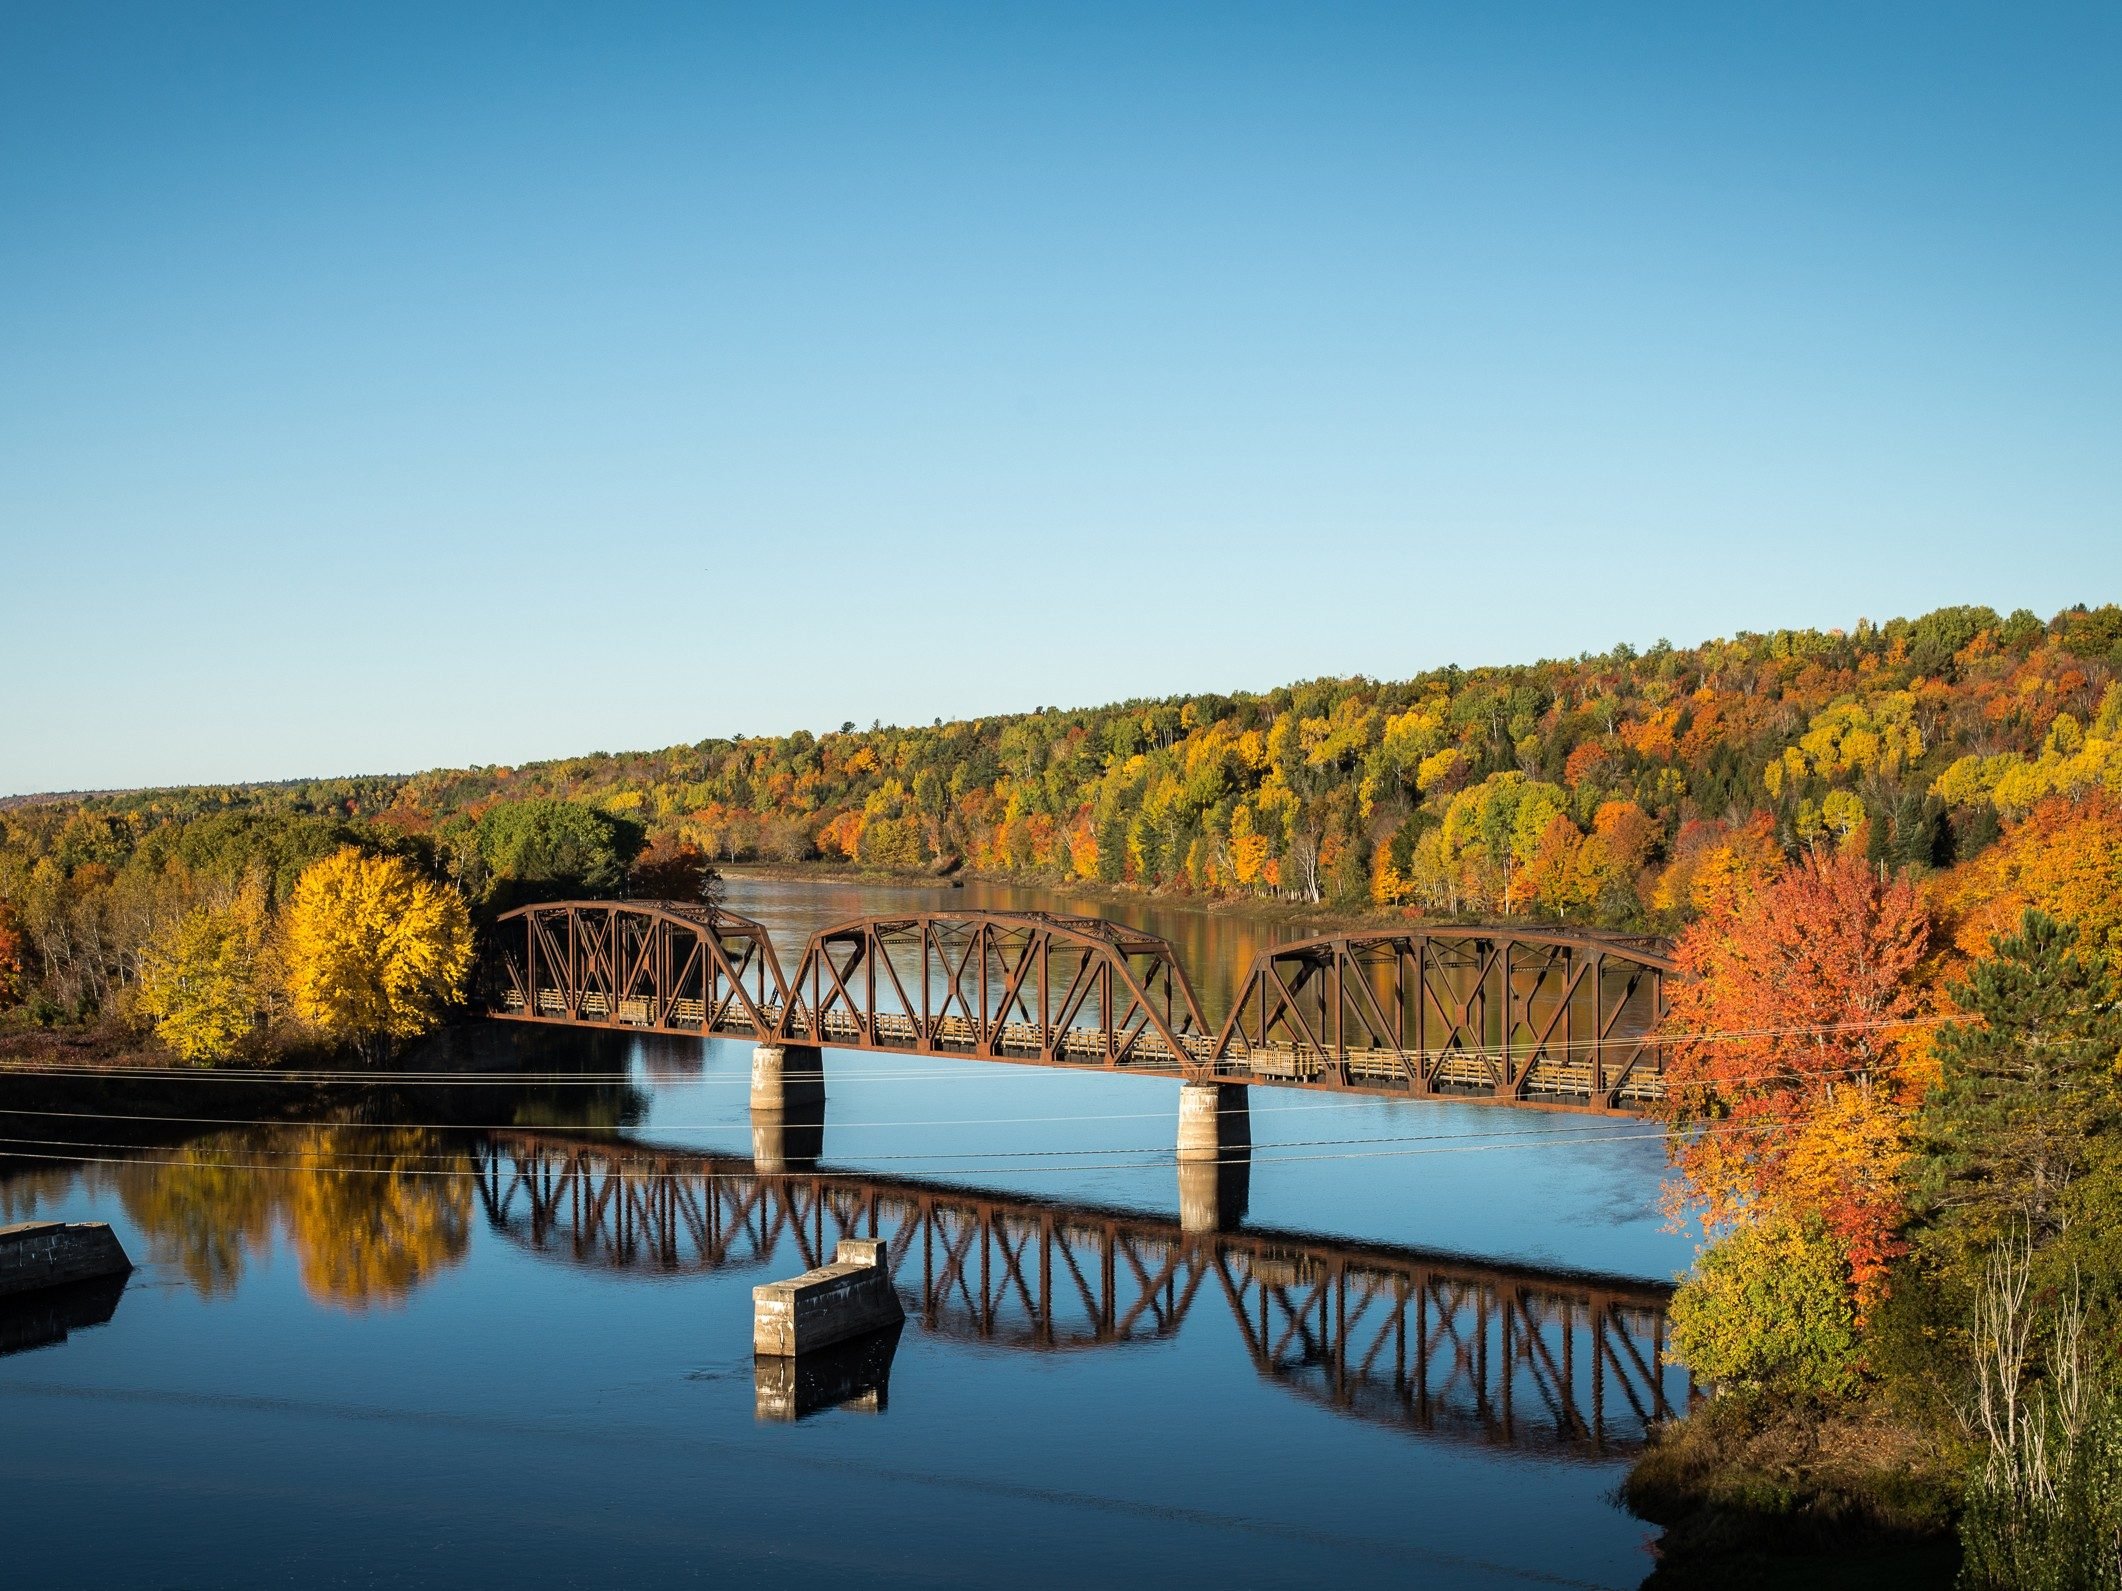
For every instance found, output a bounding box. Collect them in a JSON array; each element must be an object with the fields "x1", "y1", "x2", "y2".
[
  {"x1": 1175, "y1": 1082, "x2": 1249, "y2": 1162},
  {"x1": 1176, "y1": 1083, "x2": 1251, "y2": 1234},
  {"x1": 750, "y1": 1044, "x2": 825, "y2": 1113}
]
